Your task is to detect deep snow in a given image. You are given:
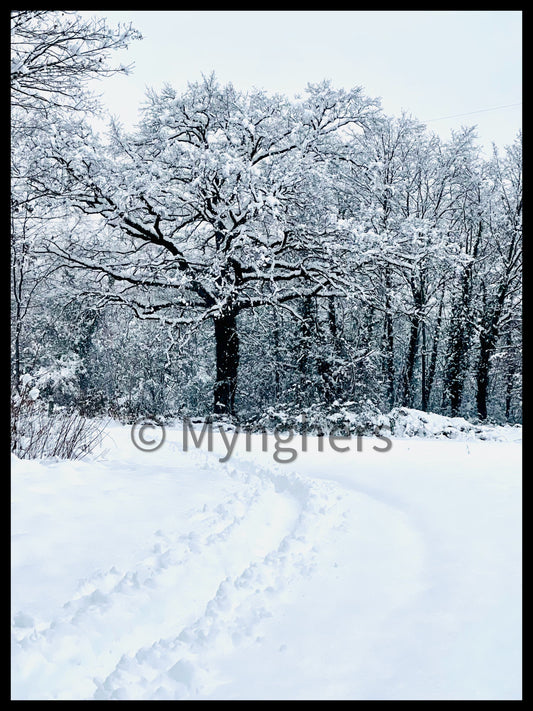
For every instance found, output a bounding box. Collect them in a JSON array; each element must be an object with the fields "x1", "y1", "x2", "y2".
[{"x1": 11, "y1": 418, "x2": 522, "y2": 700}]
